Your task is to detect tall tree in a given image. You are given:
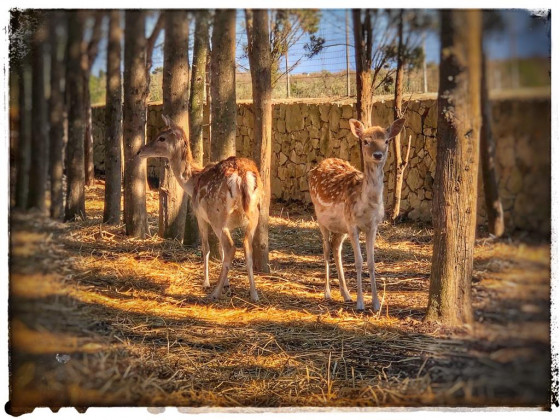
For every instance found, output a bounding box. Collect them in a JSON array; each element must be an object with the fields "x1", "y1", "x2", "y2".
[
  {"x1": 185, "y1": 9, "x2": 210, "y2": 246},
  {"x1": 49, "y1": 11, "x2": 67, "y2": 220},
  {"x1": 160, "y1": 10, "x2": 190, "y2": 241},
  {"x1": 425, "y1": 10, "x2": 482, "y2": 325},
  {"x1": 123, "y1": 11, "x2": 149, "y2": 237},
  {"x1": 27, "y1": 12, "x2": 49, "y2": 211},
  {"x1": 480, "y1": 12, "x2": 505, "y2": 237},
  {"x1": 65, "y1": 11, "x2": 87, "y2": 221},
  {"x1": 352, "y1": 10, "x2": 397, "y2": 169},
  {"x1": 389, "y1": 10, "x2": 432, "y2": 222},
  {"x1": 210, "y1": 9, "x2": 237, "y2": 161},
  {"x1": 83, "y1": 12, "x2": 103, "y2": 187},
  {"x1": 246, "y1": 9, "x2": 272, "y2": 272},
  {"x1": 103, "y1": 10, "x2": 123, "y2": 225},
  {"x1": 11, "y1": 10, "x2": 33, "y2": 210}
]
